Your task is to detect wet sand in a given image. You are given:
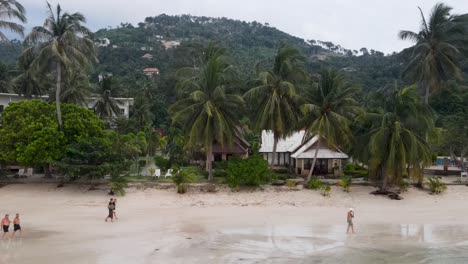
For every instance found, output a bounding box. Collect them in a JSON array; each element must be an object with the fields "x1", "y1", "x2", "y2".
[{"x1": 1, "y1": 184, "x2": 468, "y2": 263}]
